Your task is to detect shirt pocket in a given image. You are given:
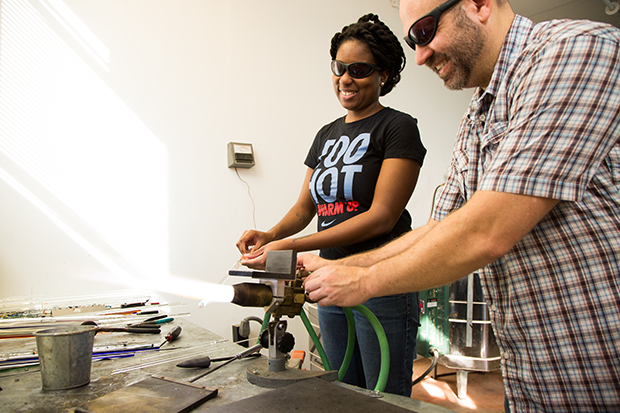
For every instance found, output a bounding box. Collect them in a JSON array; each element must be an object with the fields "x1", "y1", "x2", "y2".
[
  {"x1": 451, "y1": 148, "x2": 470, "y2": 200},
  {"x1": 480, "y1": 120, "x2": 507, "y2": 168},
  {"x1": 602, "y1": 143, "x2": 620, "y2": 188}
]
